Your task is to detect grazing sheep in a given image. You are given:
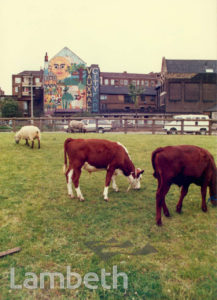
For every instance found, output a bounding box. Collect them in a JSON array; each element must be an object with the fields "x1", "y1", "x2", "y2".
[
  {"x1": 15, "y1": 125, "x2": 41, "y2": 149},
  {"x1": 68, "y1": 120, "x2": 86, "y2": 133}
]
